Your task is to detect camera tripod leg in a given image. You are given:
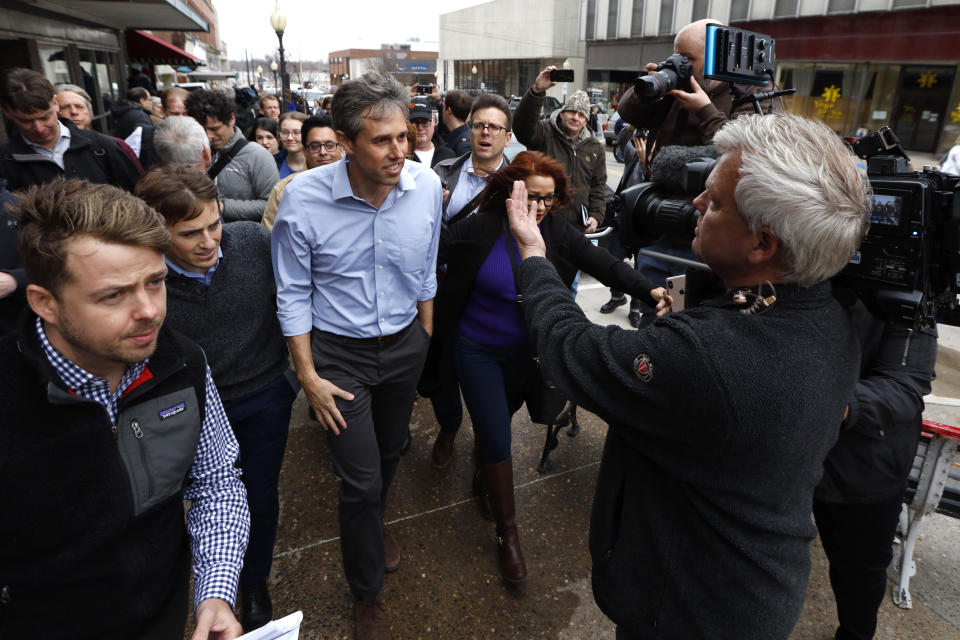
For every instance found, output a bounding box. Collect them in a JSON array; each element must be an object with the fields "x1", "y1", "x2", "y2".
[{"x1": 537, "y1": 423, "x2": 563, "y2": 473}]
